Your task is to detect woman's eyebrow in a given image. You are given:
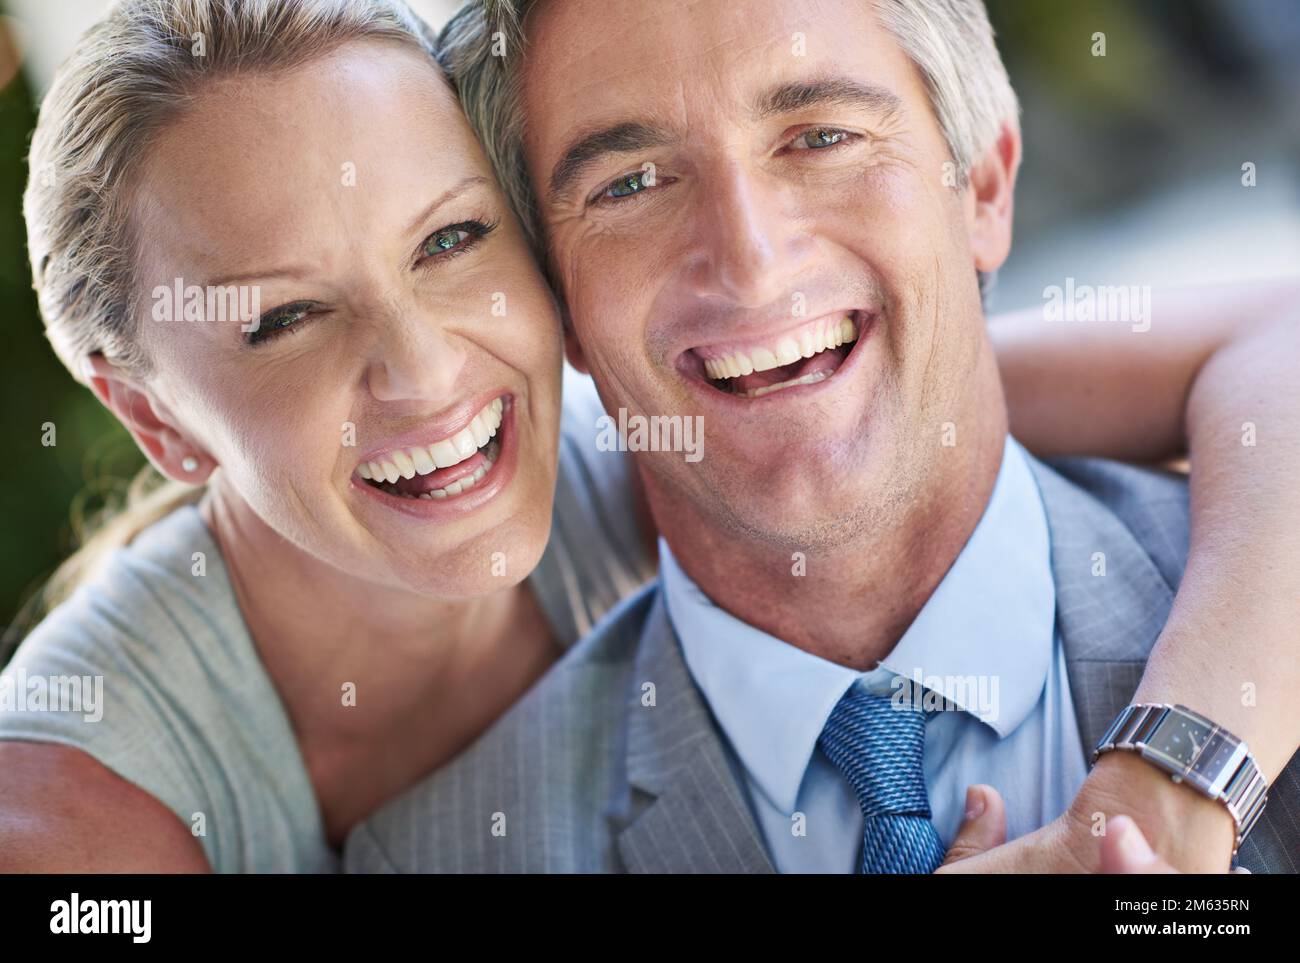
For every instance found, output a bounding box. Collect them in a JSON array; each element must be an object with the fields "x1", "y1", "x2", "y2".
[
  {"x1": 202, "y1": 175, "x2": 493, "y2": 288},
  {"x1": 404, "y1": 174, "x2": 491, "y2": 236},
  {"x1": 204, "y1": 263, "x2": 314, "y2": 289},
  {"x1": 751, "y1": 75, "x2": 905, "y2": 121},
  {"x1": 548, "y1": 121, "x2": 674, "y2": 204}
]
